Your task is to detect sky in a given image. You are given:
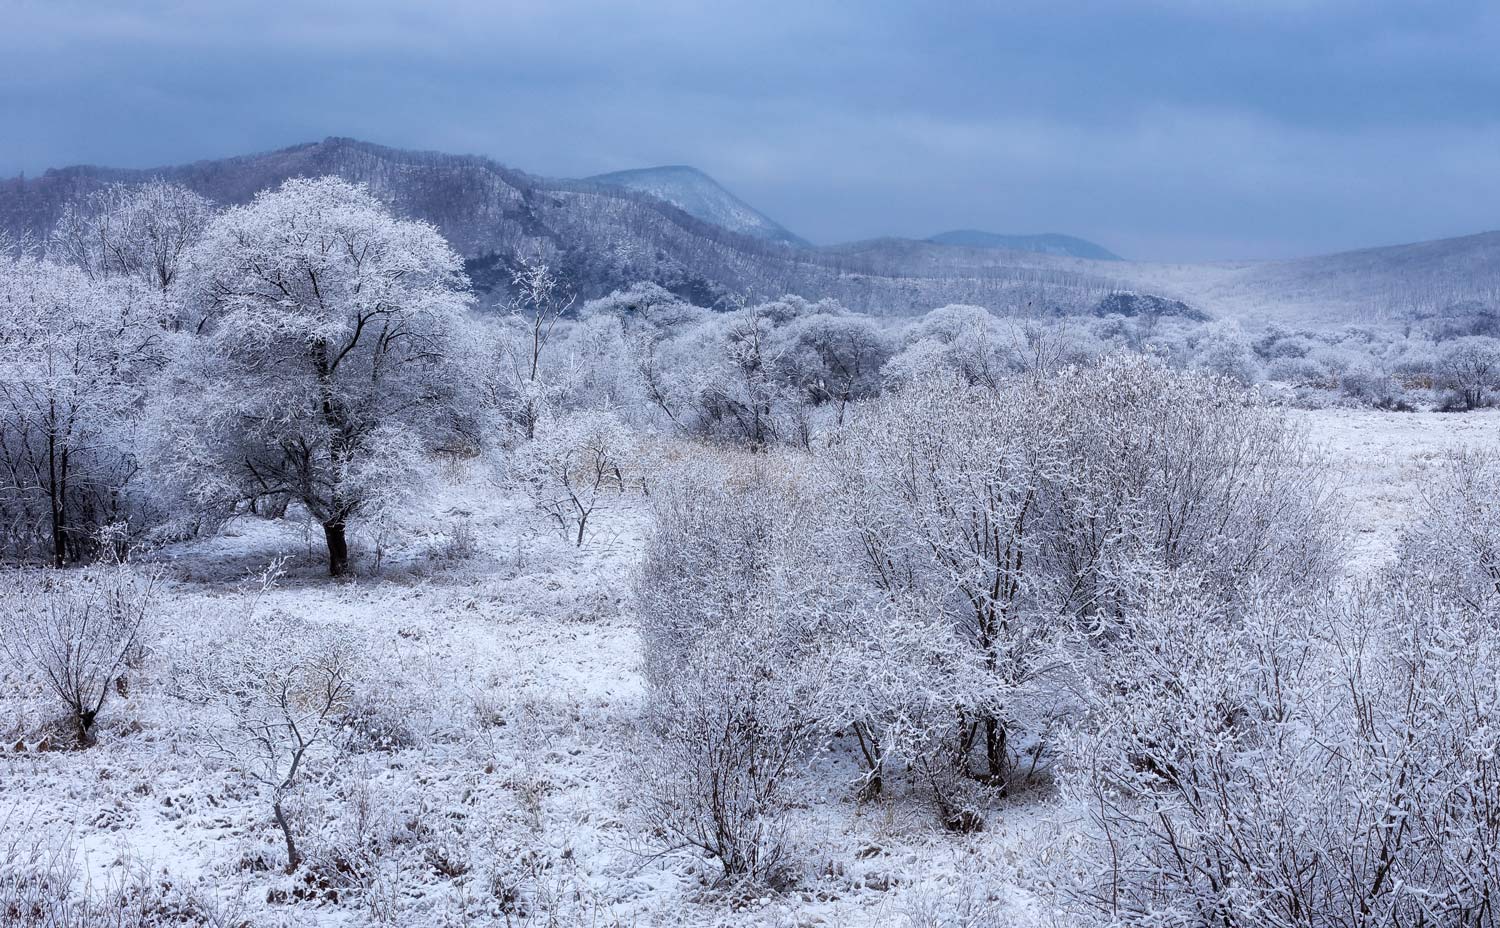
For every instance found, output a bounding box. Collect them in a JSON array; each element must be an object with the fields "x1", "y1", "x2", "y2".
[{"x1": 2, "y1": 0, "x2": 1498, "y2": 262}]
